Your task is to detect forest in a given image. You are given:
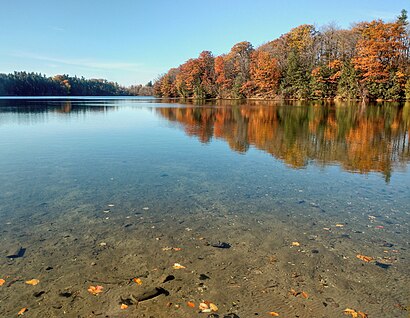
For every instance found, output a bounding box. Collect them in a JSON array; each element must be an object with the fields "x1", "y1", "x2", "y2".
[
  {"x1": 0, "y1": 72, "x2": 153, "y2": 96},
  {"x1": 154, "y1": 10, "x2": 410, "y2": 101}
]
